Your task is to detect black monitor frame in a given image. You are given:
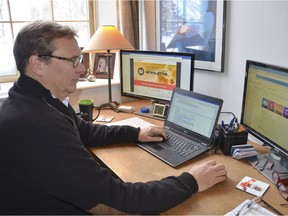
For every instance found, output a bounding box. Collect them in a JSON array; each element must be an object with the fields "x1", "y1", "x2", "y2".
[{"x1": 240, "y1": 60, "x2": 288, "y2": 159}]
